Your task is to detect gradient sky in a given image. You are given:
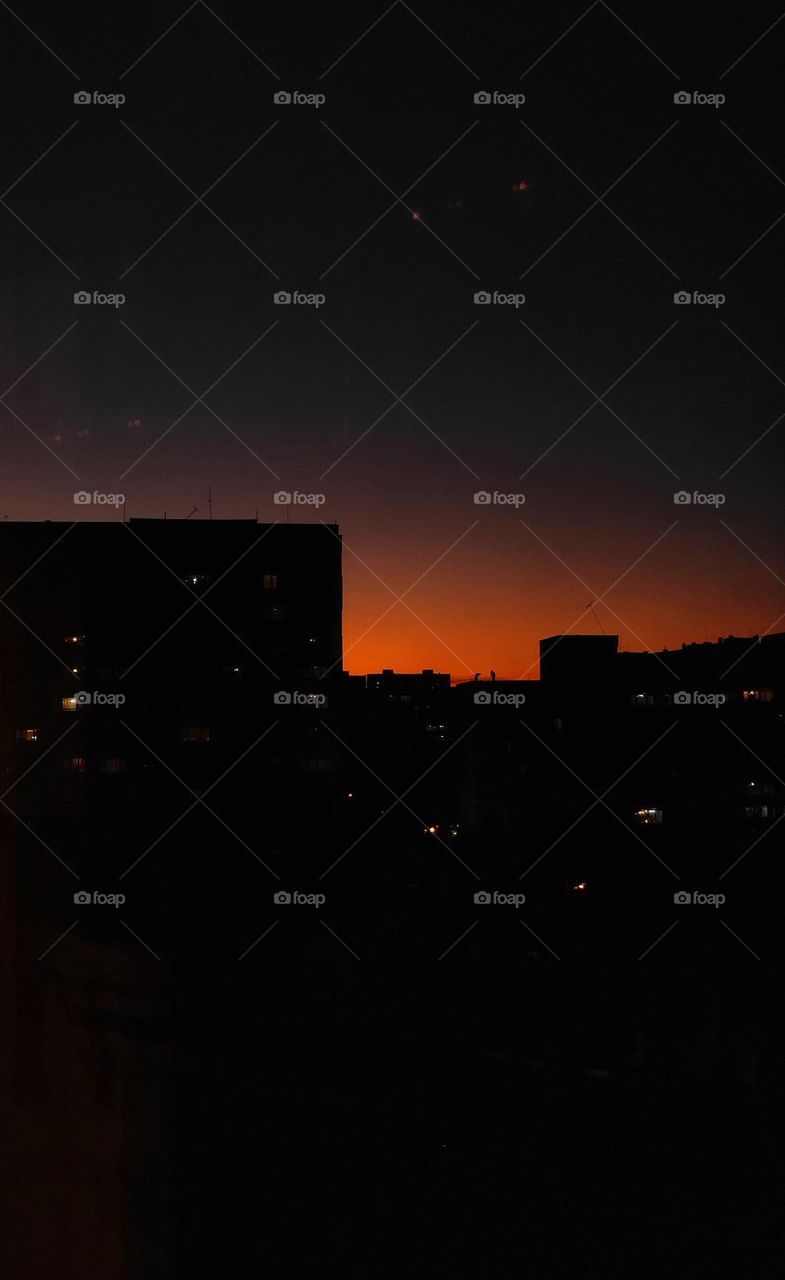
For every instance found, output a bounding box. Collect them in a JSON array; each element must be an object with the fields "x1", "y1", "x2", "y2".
[{"x1": 1, "y1": 1, "x2": 783, "y2": 676}]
